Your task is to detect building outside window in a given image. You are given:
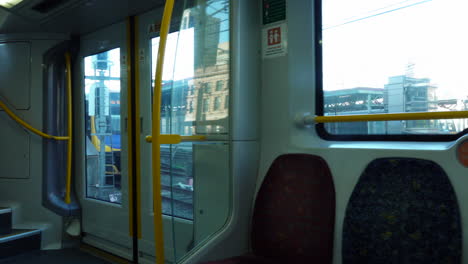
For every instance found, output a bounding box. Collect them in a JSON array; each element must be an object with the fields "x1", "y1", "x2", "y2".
[
  {"x1": 214, "y1": 96, "x2": 221, "y2": 110},
  {"x1": 203, "y1": 98, "x2": 210, "y2": 113},
  {"x1": 216, "y1": 80, "x2": 224, "y2": 91}
]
